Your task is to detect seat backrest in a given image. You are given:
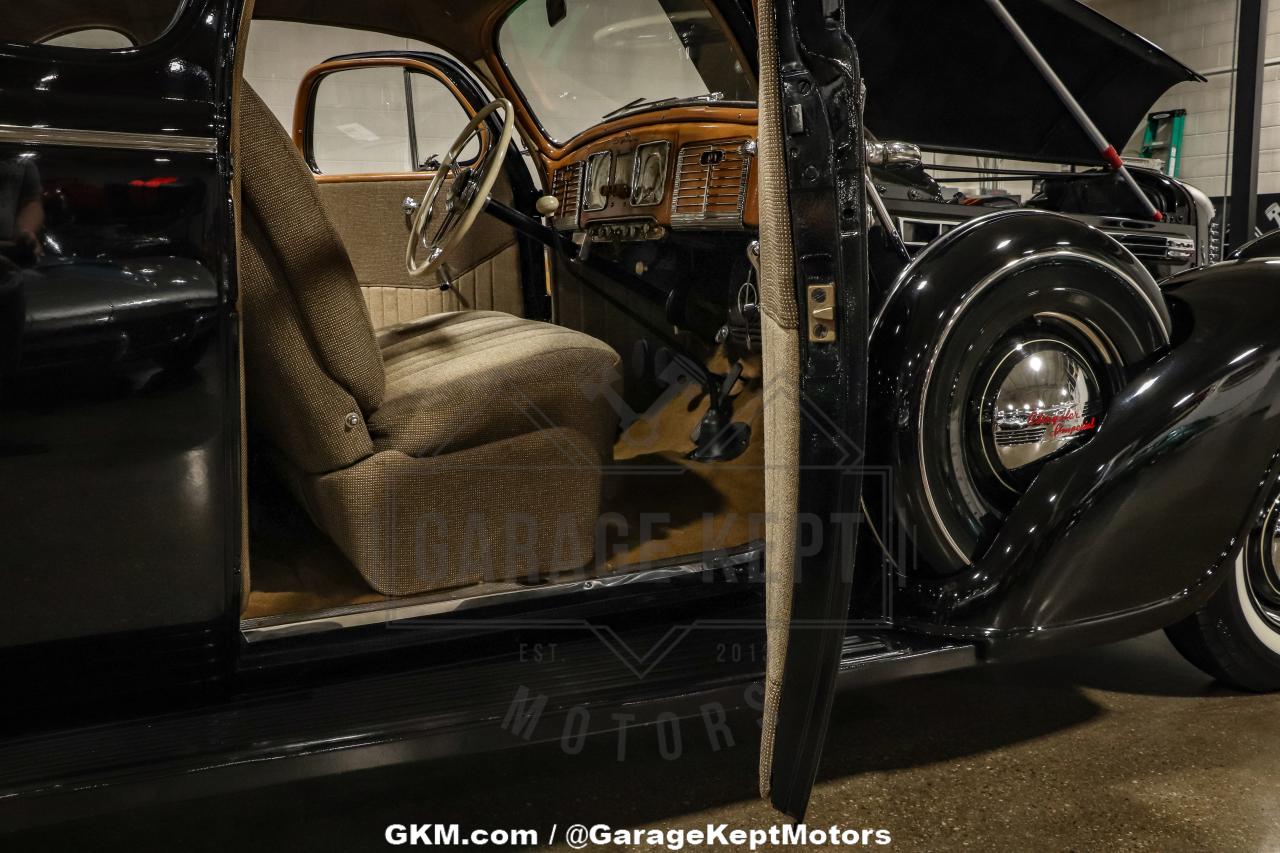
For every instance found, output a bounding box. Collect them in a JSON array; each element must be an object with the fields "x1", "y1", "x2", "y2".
[{"x1": 238, "y1": 85, "x2": 386, "y2": 474}]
